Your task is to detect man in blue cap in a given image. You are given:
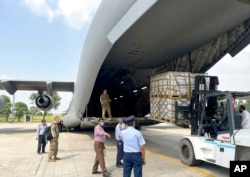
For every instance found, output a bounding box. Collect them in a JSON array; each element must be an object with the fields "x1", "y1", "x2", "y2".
[{"x1": 120, "y1": 115, "x2": 146, "y2": 177}]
